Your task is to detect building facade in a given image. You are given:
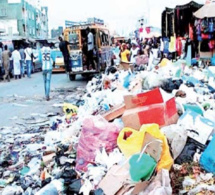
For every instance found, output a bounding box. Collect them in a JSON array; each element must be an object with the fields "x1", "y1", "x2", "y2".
[
  {"x1": 51, "y1": 26, "x2": 63, "y2": 39},
  {"x1": 0, "y1": 0, "x2": 48, "y2": 39}
]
